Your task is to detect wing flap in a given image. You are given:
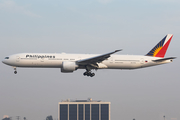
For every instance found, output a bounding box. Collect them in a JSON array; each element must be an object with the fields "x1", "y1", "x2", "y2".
[{"x1": 77, "y1": 49, "x2": 122, "y2": 65}]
